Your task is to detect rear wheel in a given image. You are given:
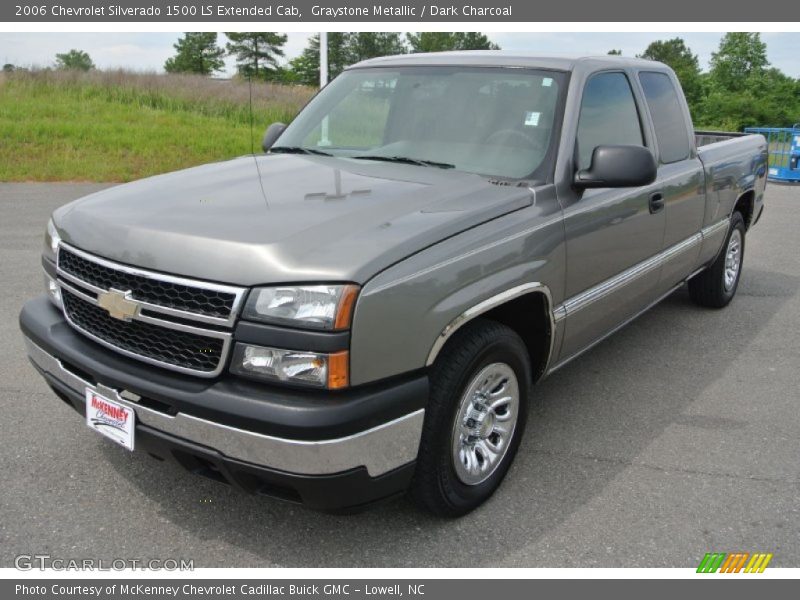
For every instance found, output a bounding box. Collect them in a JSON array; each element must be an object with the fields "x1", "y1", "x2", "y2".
[
  {"x1": 689, "y1": 211, "x2": 746, "y2": 308},
  {"x1": 411, "y1": 319, "x2": 530, "y2": 517}
]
